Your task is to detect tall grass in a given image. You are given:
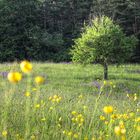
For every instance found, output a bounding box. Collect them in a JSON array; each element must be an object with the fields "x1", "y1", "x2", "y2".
[{"x1": 0, "y1": 63, "x2": 140, "y2": 140}]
